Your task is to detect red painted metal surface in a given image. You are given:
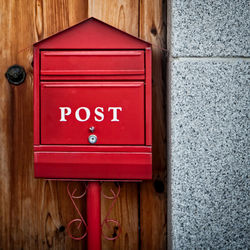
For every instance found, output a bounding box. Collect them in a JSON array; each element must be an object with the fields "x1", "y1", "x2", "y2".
[
  {"x1": 101, "y1": 183, "x2": 121, "y2": 240},
  {"x1": 34, "y1": 145, "x2": 151, "y2": 152},
  {"x1": 67, "y1": 183, "x2": 88, "y2": 240},
  {"x1": 33, "y1": 17, "x2": 152, "y2": 180},
  {"x1": 40, "y1": 81, "x2": 144, "y2": 145},
  {"x1": 87, "y1": 182, "x2": 101, "y2": 250},
  {"x1": 145, "y1": 48, "x2": 152, "y2": 145},
  {"x1": 33, "y1": 47, "x2": 40, "y2": 145},
  {"x1": 34, "y1": 151, "x2": 152, "y2": 179},
  {"x1": 66, "y1": 182, "x2": 122, "y2": 246},
  {"x1": 41, "y1": 50, "x2": 145, "y2": 80}
]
